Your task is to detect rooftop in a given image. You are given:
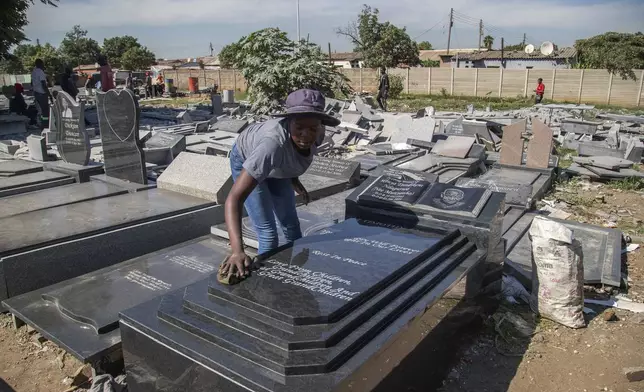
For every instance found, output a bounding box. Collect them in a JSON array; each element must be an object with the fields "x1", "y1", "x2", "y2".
[
  {"x1": 458, "y1": 47, "x2": 577, "y2": 61},
  {"x1": 329, "y1": 52, "x2": 362, "y2": 61},
  {"x1": 420, "y1": 49, "x2": 484, "y2": 62}
]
